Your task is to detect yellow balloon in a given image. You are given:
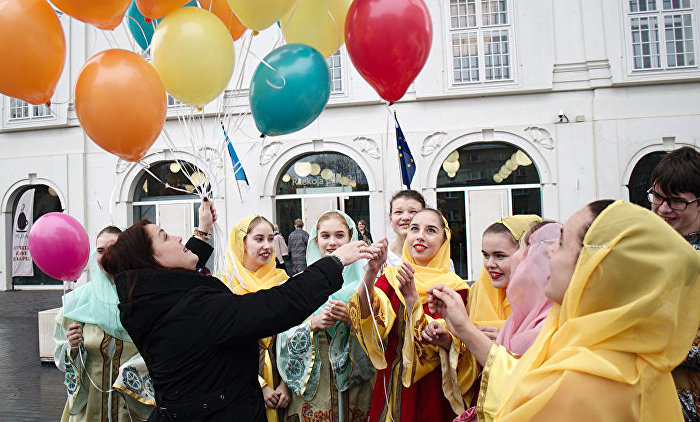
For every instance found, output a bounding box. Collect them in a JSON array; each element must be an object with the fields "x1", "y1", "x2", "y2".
[
  {"x1": 226, "y1": 0, "x2": 295, "y2": 32},
  {"x1": 280, "y1": 0, "x2": 352, "y2": 58},
  {"x1": 151, "y1": 7, "x2": 234, "y2": 107}
]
